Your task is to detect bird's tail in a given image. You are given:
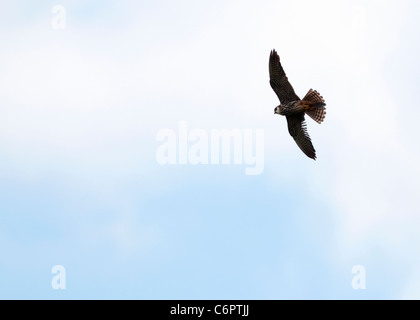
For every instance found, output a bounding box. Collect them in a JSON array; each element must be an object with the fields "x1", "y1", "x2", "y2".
[{"x1": 302, "y1": 89, "x2": 326, "y2": 124}]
